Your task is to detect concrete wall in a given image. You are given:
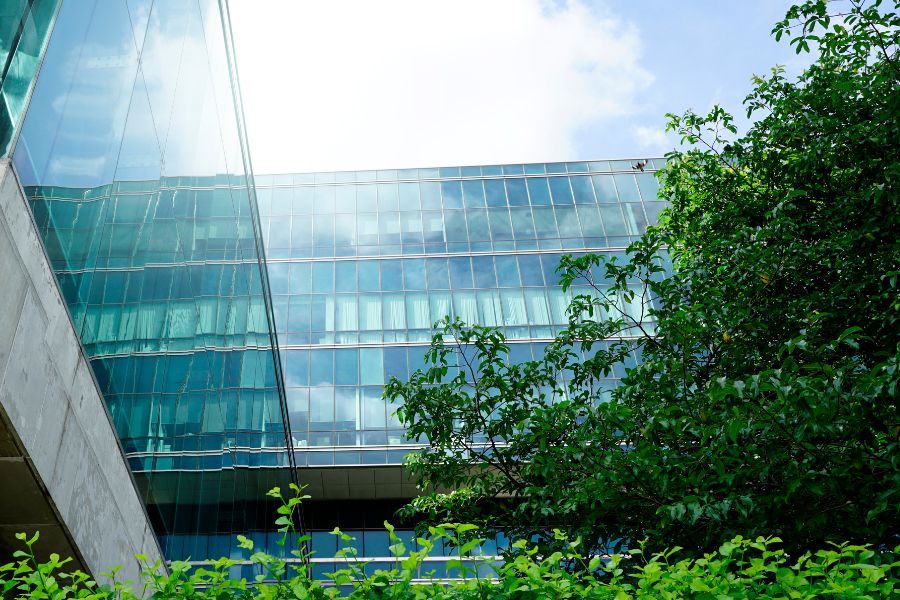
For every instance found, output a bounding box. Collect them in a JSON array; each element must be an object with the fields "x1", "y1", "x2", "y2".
[{"x1": 0, "y1": 159, "x2": 165, "y2": 585}]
